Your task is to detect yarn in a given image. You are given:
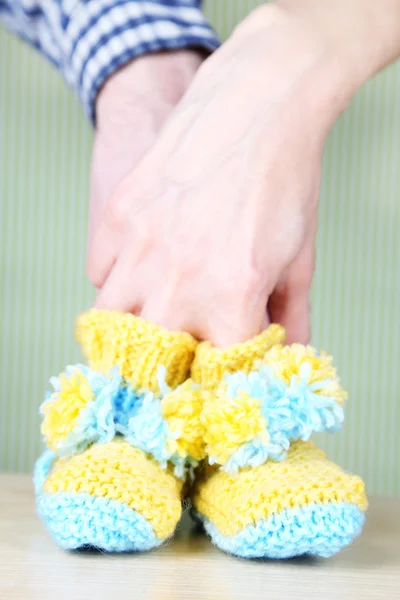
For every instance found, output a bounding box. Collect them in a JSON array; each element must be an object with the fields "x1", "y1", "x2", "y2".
[
  {"x1": 198, "y1": 341, "x2": 346, "y2": 472},
  {"x1": 40, "y1": 439, "x2": 183, "y2": 539},
  {"x1": 192, "y1": 441, "x2": 367, "y2": 558},
  {"x1": 36, "y1": 312, "x2": 368, "y2": 557},
  {"x1": 37, "y1": 493, "x2": 163, "y2": 552},
  {"x1": 191, "y1": 331, "x2": 368, "y2": 559},
  {"x1": 35, "y1": 442, "x2": 177, "y2": 551},
  {"x1": 36, "y1": 311, "x2": 197, "y2": 551},
  {"x1": 191, "y1": 323, "x2": 285, "y2": 391},
  {"x1": 77, "y1": 309, "x2": 197, "y2": 391},
  {"x1": 41, "y1": 364, "x2": 205, "y2": 476},
  {"x1": 41, "y1": 365, "x2": 123, "y2": 455},
  {"x1": 199, "y1": 503, "x2": 365, "y2": 559}
]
